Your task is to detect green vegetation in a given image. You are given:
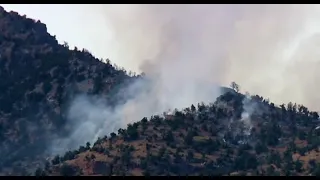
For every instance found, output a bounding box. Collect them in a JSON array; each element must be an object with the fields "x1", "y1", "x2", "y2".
[
  {"x1": 43, "y1": 89, "x2": 320, "y2": 176},
  {"x1": 0, "y1": 7, "x2": 133, "y2": 175},
  {"x1": 0, "y1": 6, "x2": 319, "y2": 176}
]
